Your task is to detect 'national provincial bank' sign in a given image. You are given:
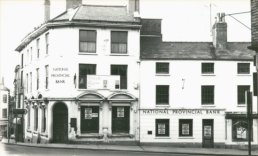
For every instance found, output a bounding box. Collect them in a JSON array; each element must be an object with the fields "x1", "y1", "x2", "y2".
[{"x1": 141, "y1": 109, "x2": 224, "y2": 115}]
